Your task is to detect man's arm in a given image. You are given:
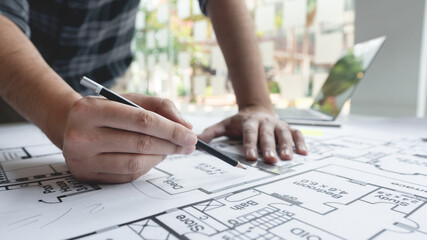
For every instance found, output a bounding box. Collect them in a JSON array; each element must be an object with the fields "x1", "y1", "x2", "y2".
[
  {"x1": 0, "y1": 15, "x2": 79, "y2": 146},
  {"x1": 206, "y1": 0, "x2": 272, "y2": 113},
  {"x1": 0, "y1": 15, "x2": 197, "y2": 183},
  {"x1": 199, "y1": 0, "x2": 307, "y2": 162}
]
